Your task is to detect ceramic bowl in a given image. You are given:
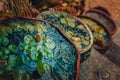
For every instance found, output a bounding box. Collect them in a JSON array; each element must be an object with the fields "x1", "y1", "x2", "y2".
[
  {"x1": 0, "y1": 17, "x2": 78, "y2": 80},
  {"x1": 37, "y1": 10, "x2": 93, "y2": 54},
  {"x1": 37, "y1": 11, "x2": 93, "y2": 80},
  {"x1": 37, "y1": 10, "x2": 94, "y2": 60},
  {"x1": 84, "y1": 9, "x2": 117, "y2": 35},
  {"x1": 79, "y1": 16, "x2": 112, "y2": 53}
]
